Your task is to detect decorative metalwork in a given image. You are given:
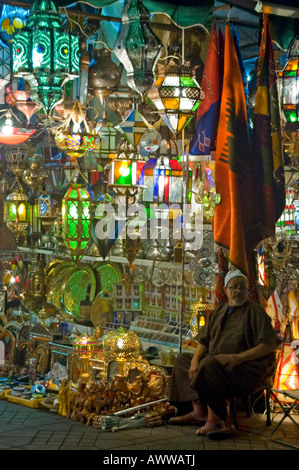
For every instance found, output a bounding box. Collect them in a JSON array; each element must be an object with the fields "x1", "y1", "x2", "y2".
[
  {"x1": 61, "y1": 164, "x2": 91, "y2": 262},
  {"x1": 55, "y1": 101, "x2": 96, "y2": 160},
  {"x1": 147, "y1": 59, "x2": 204, "y2": 136},
  {"x1": 113, "y1": 0, "x2": 162, "y2": 96},
  {"x1": 12, "y1": 0, "x2": 80, "y2": 115},
  {"x1": 279, "y1": 38, "x2": 299, "y2": 130}
]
